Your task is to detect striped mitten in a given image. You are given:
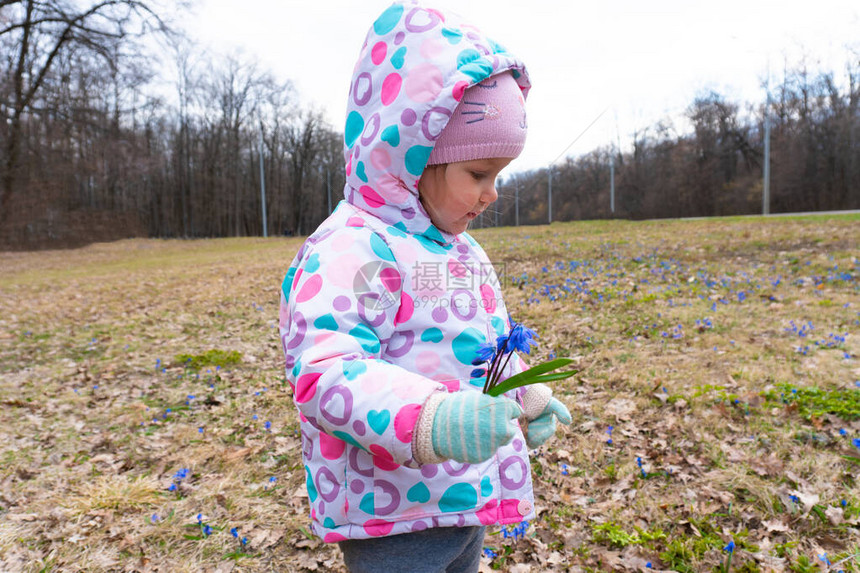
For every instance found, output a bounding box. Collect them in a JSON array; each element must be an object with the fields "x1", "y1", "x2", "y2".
[
  {"x1": 413, "y1": 392, "x2": 522, "y2": 464},
  {"x1": 521, "y1": 384, "x2": 572, "y2": 449}
]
